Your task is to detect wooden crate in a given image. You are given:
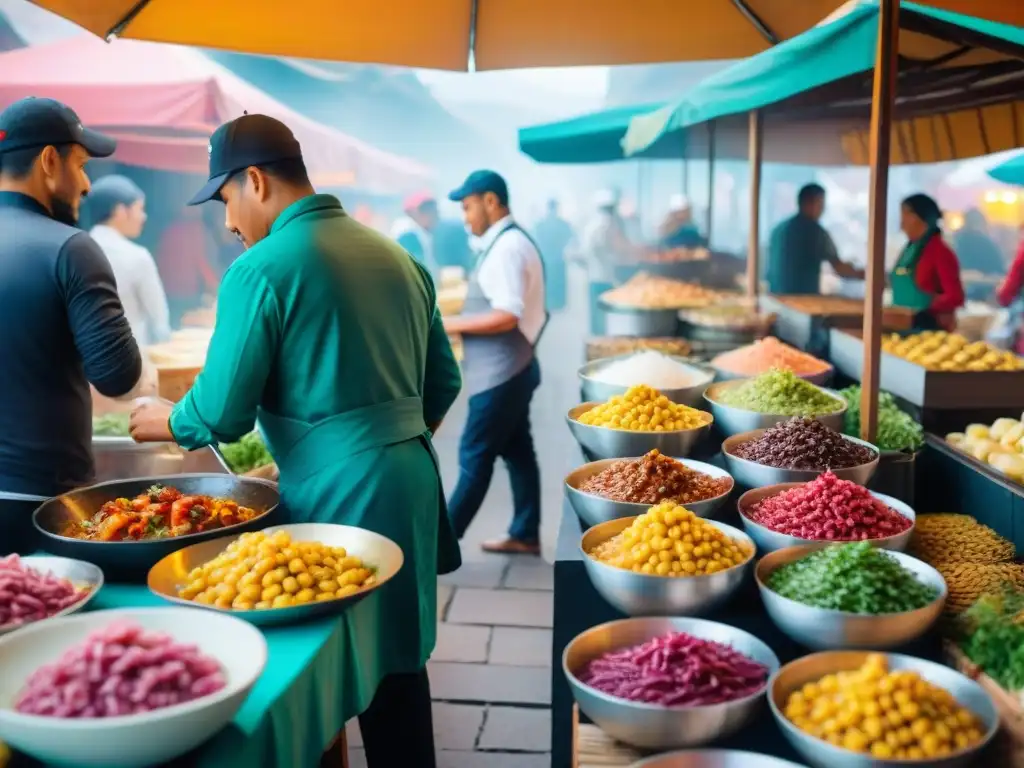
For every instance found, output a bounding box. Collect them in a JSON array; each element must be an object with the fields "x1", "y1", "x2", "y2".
[
  {"x1": 945, "y1": 642, "x2": 1024, "y2": 767},
  {"x1": 572, "y1": 705, "x2": 645, "y2": 767},
  {"x1": 157, "y1": 365, "x2": 202, "y2": 403}
]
